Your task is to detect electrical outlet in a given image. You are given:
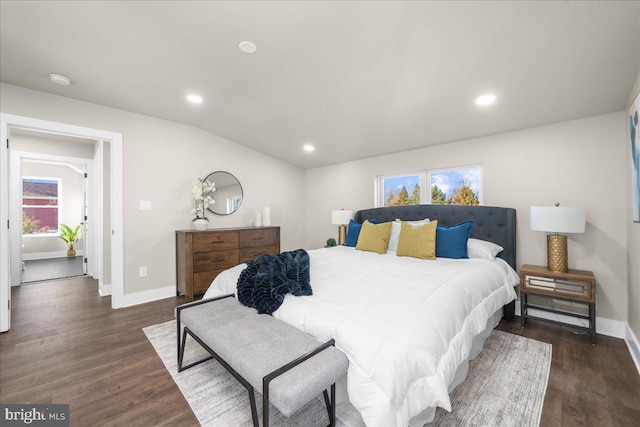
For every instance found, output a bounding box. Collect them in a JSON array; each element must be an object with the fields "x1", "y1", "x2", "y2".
[
  {"x1": 139, "y1": 200, "x2": 152, "y2": 211},
  {"x1": 139, "y1": 266, "x2": 147, "y2": 277}
]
